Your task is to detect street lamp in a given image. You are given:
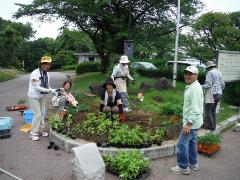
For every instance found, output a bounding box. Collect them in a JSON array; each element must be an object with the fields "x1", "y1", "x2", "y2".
[{"x1": 172, "y1": 0, "x2": 180, "y2": 88}]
